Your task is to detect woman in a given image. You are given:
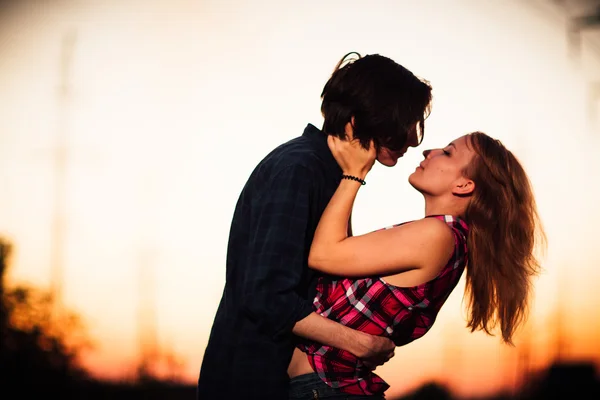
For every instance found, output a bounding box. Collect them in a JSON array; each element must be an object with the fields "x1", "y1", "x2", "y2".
[{"x1": 287, "y1": 128, "x2": 546, "y2": 399}]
